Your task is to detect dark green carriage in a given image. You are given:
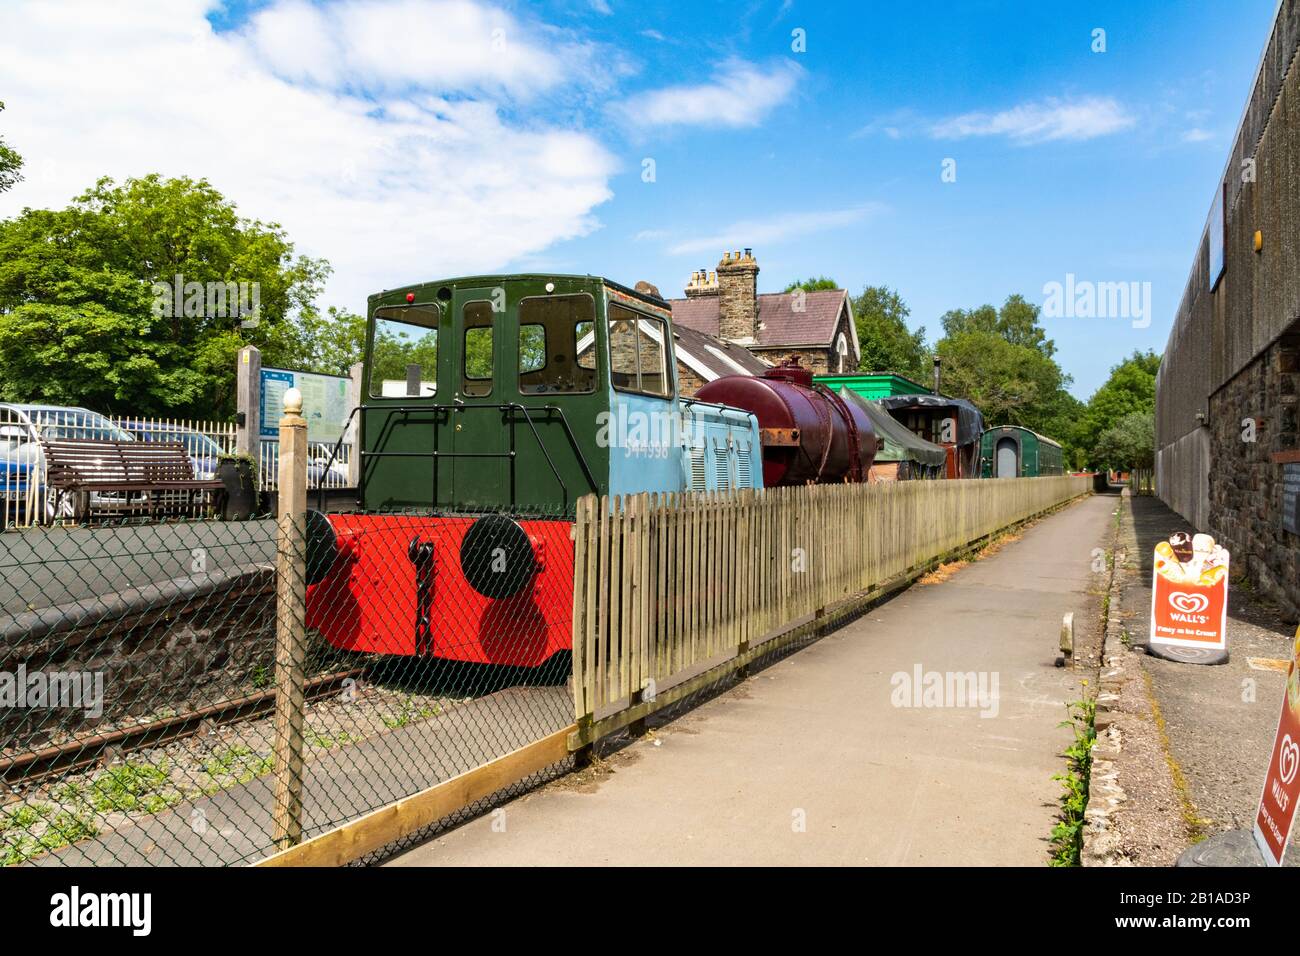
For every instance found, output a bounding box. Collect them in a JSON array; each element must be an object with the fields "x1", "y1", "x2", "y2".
[{"x1": 979, "y1": 425, "x2": 1064, "y2": 478}]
